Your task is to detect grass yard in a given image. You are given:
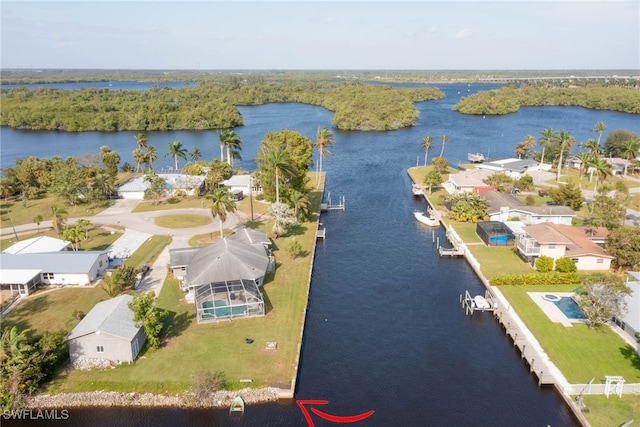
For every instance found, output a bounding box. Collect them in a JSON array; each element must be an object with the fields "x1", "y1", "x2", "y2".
[
  {"x1": 154, "y1": 214, "x2": 211, "y2": 228},
  {"x1": 468, "y1": 246, "x2": 533, "y2": 279},
  {"x1": 582, "y1": 394, "x2": 639, "y2": 427},
  {"x1": 498, "y1": 285, "x2": 640, "y2": 384},
  {"x1": 124, "y1": 235, "x2": 171, "y2": 270},
  {"x1": 449, "y1": 222, "x2": 483, "y2": 243},
  {"x1": 0, "y1": 196, "x2": 109, "y2": 229},
  {"x1": 2, "y1": 287, "x2": 110, "y2": 339}
]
